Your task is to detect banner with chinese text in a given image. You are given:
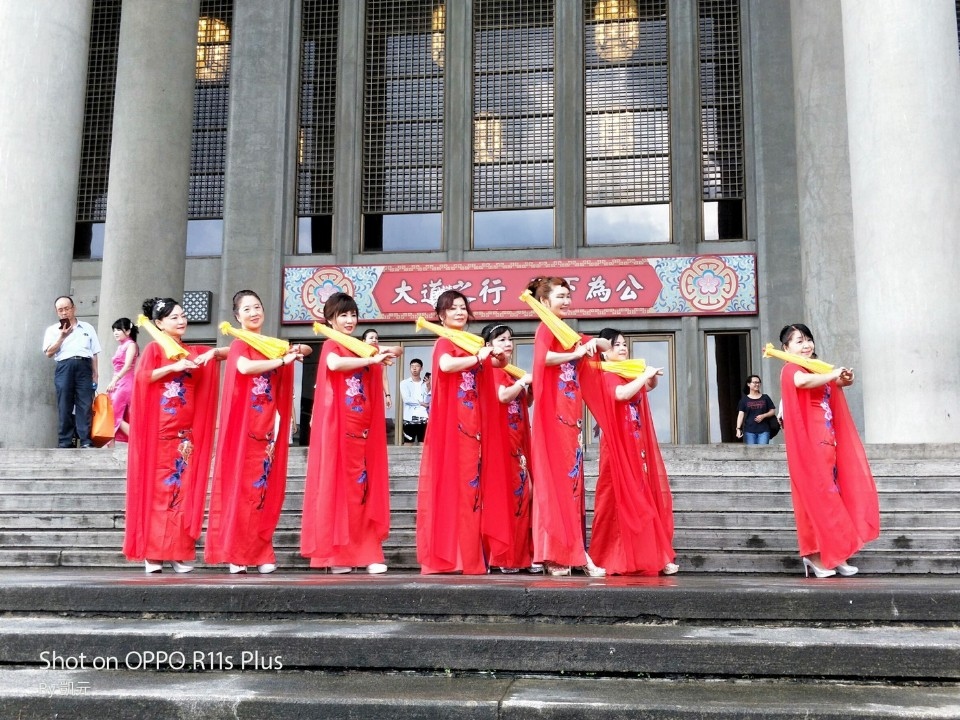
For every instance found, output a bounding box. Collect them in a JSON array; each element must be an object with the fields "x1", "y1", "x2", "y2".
[{"x1": 282, "y1": 255, "x2": 756, "y2": 323}]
